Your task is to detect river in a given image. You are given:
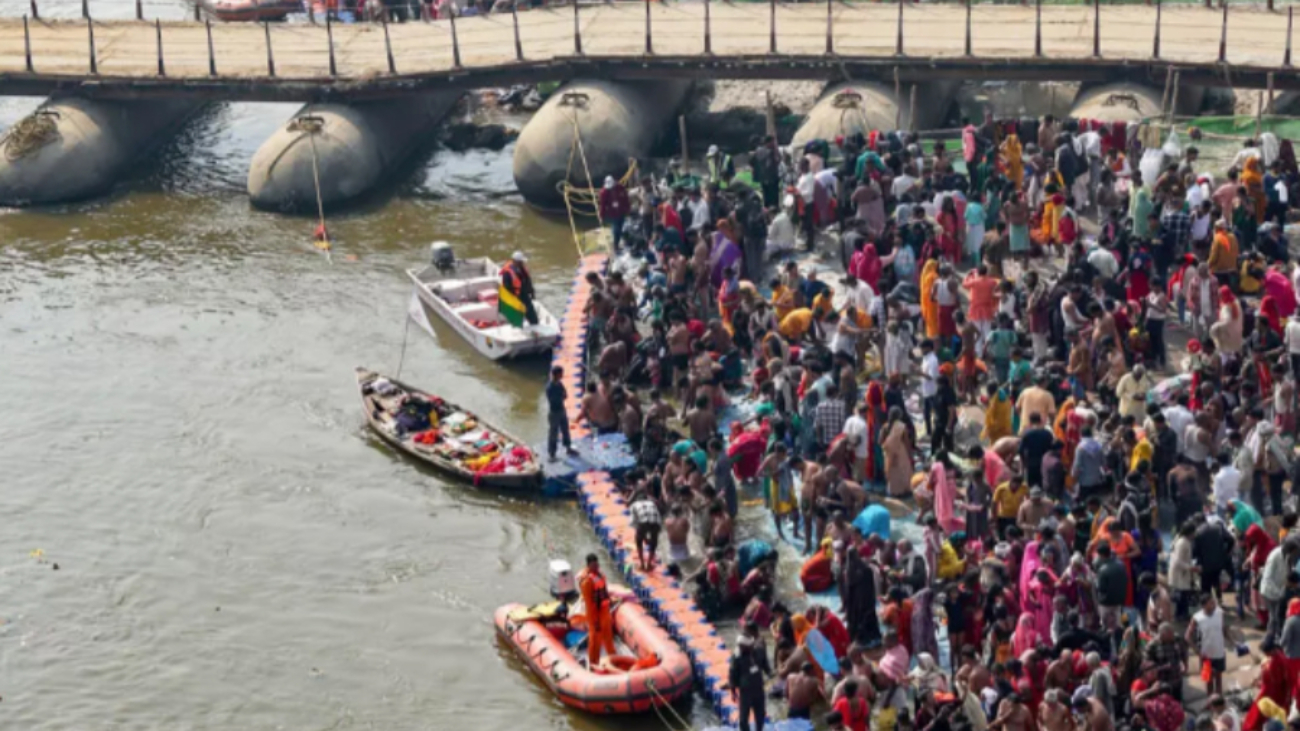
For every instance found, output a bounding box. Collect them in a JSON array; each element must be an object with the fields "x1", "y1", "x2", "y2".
[{"x1": 0, "y1": 7, "x2": 727, "y2": 724}]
